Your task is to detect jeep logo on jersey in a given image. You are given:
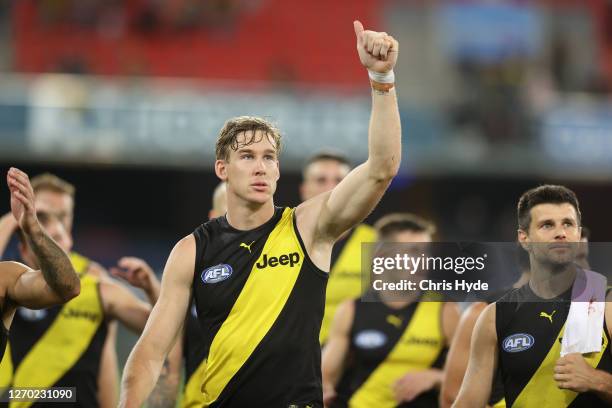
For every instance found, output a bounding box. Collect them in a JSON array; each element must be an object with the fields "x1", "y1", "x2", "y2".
[
  {"x1": 503, "y1": 333, "x2": 535, "y2": 353},
  {"x1": 255, "y1": 252, "x2": 300, "y2": 269},
  {"x1": 201, "y1": 264, "x2": 233, "y2": 284},
  {"x1": 354, "y1": 330, "x2": 387, "y2": 349}
]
